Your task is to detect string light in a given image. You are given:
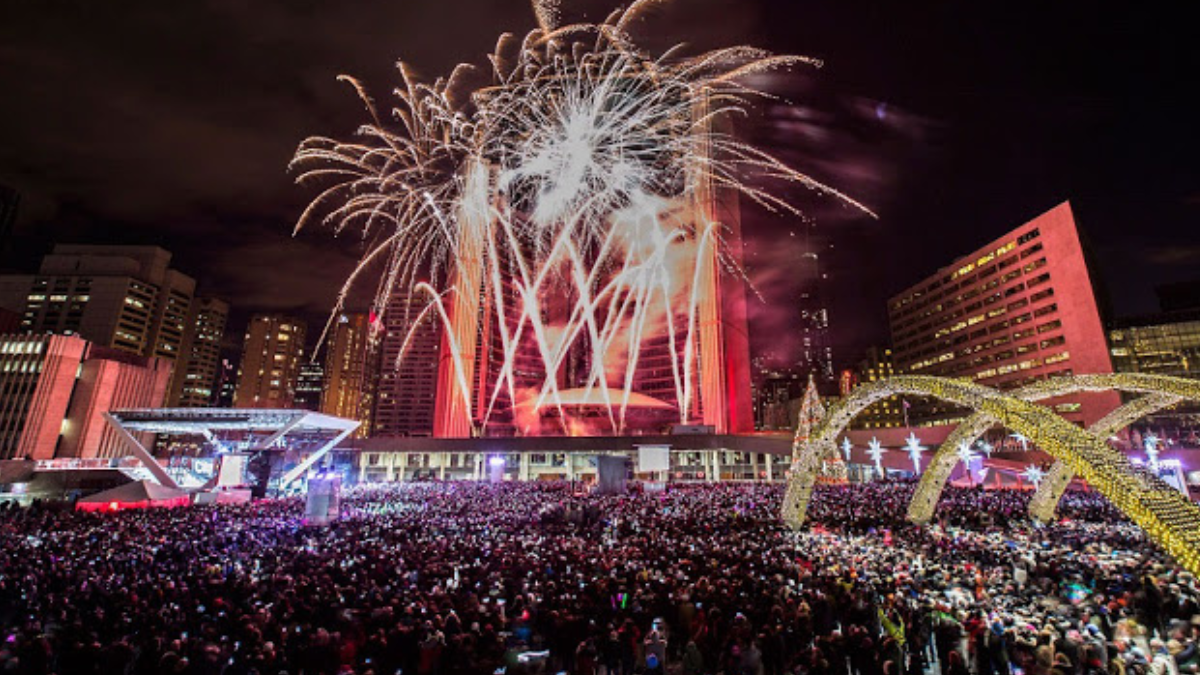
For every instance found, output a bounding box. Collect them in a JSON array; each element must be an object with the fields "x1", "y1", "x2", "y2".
[
  {"x1": 784, "y1": 373, "x2": 1200, "y2": 576},
  {"x1": 1028, "y1": 390, "x2": 1184, "y2": 520},
  {"x1": 908, "y1": 373, "x2": 1200, "y2": 524}
]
